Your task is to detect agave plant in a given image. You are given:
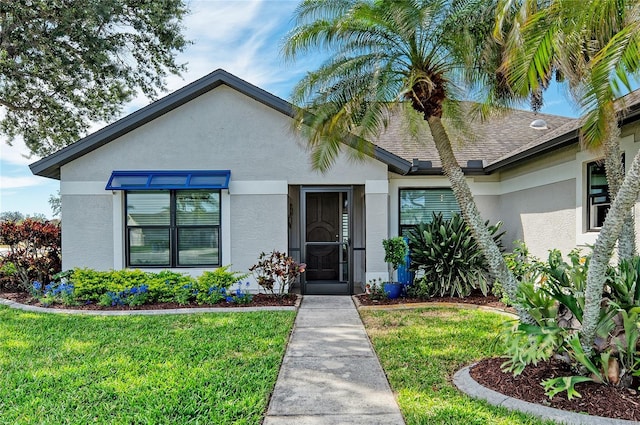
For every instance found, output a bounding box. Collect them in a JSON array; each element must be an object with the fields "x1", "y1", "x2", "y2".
[{"x1": 407, "y1": 213, "x2": 504, "y2": 298}]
